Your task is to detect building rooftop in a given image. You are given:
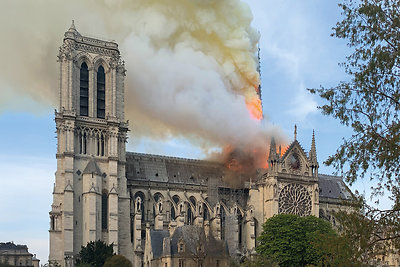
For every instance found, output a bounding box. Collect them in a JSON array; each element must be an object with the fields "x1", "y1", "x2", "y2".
[
  {"x1": 0, "y1": 242, "x2": 28, "y2": 251},
  {"x1": 126, "y1": 152, "x2": 353, "y2": 201}
]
